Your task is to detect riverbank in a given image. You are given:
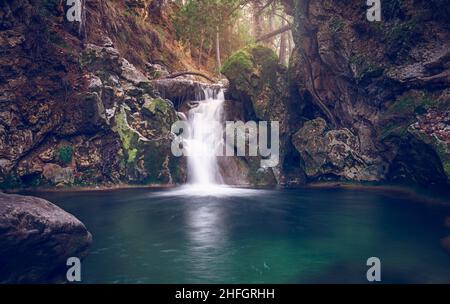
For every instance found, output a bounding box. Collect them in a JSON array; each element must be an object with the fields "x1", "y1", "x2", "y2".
[{"x1": 306, "y1": 182, "x2": 450, "y2": 207}]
